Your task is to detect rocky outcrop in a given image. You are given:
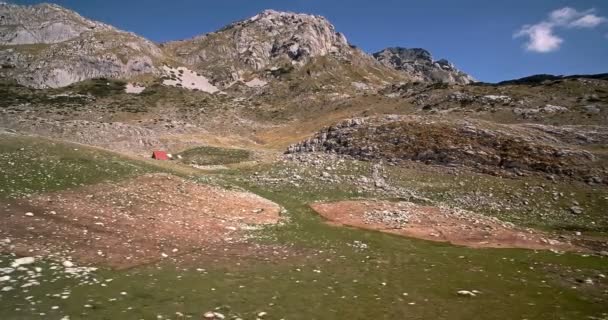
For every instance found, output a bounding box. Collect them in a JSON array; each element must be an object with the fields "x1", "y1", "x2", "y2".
[
  {"x1": 286, "y1": 115, "x2": 604, "y2": 181},
  {"x1": 162, "y1": 9, "x2": 363, "y2": 84},
  {"x1": 373, "y1": 47, "x2": 474, "y2": 84},
  {"x1": 0, "y1": 3, "x2": 112, "y2": 45},
  {"x1": 0, "y1": 3, "x2": 163, "y2": 88},
  {"x1": 0, "y1": 4, "x2": 467, "y2": 89}
]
